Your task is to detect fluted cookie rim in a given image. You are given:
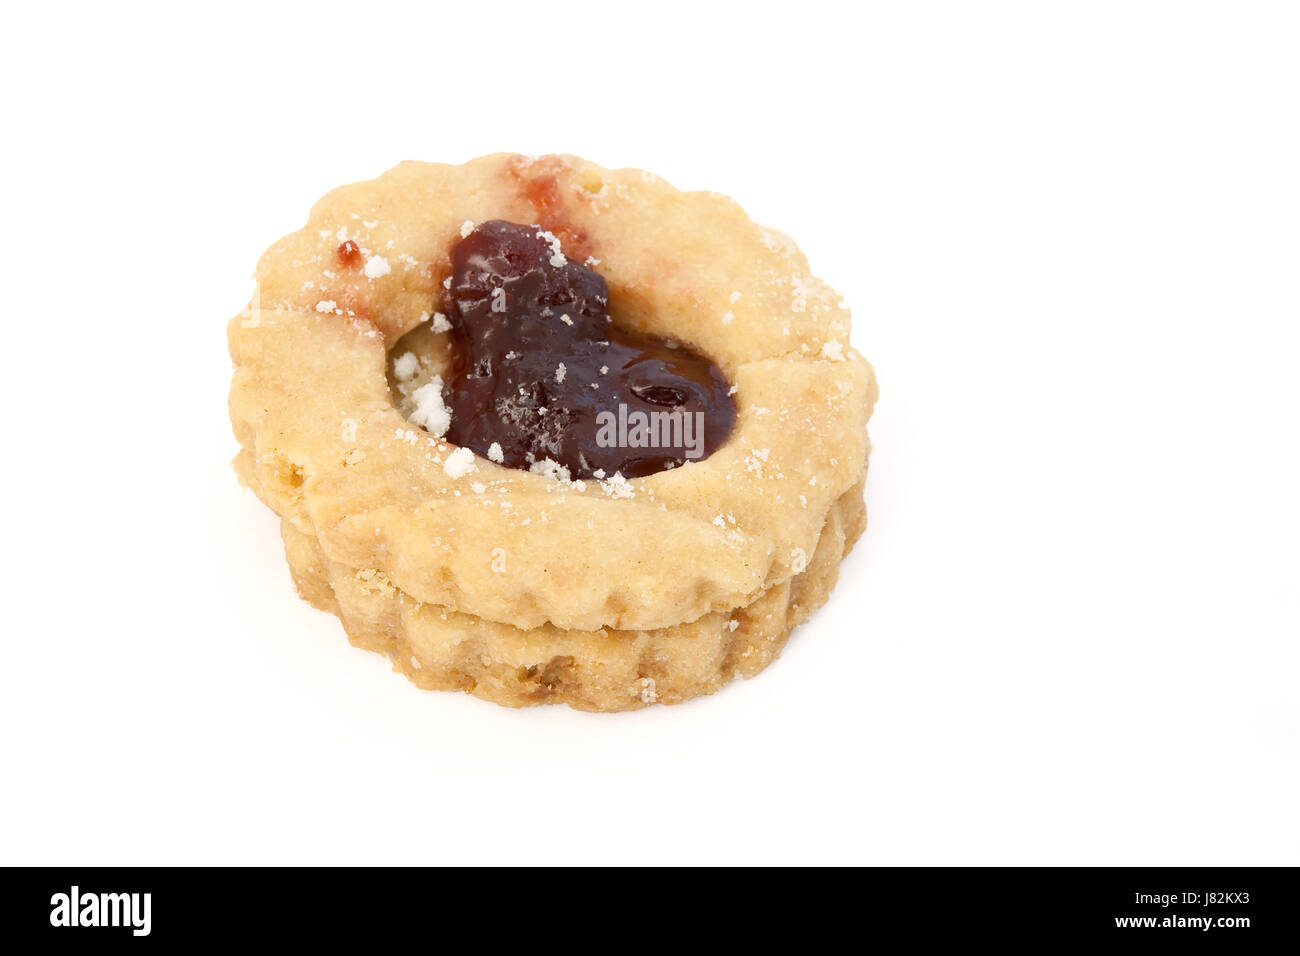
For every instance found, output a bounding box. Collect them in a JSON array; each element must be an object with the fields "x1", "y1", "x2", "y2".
[{"x1": 278, "y1": 481, "x2": 866, "y2": 712}]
